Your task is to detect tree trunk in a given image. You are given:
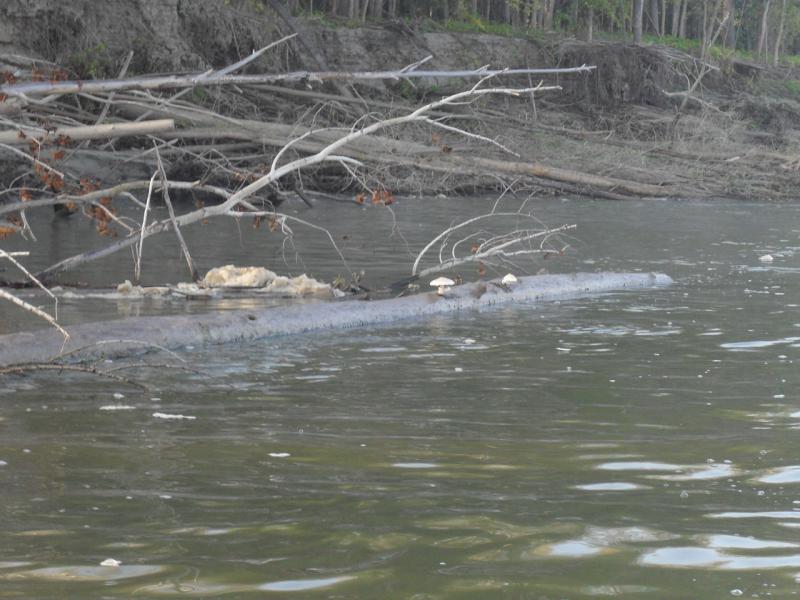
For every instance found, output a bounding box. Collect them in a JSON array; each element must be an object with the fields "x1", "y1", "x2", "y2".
[
  {"x1": 544, "y1": 0, "x2": 554, "y2": 29},
  {"x1": 678, "y1": 0, "x2": 688, "y2": 37},
  {"x1": 470, "y1": 0, "x2": 478, "y2": 15},
  {"x1": 757, "y1": 0, "x2": 772, "y2": 59},
  {"x1": 587, "y1": 6, "x2": 594, "y2": 40},
  {"x1": 660, "y1": 0, "x2": 667, "y2": 36},
  {"x1": 702, "y1": 0, "x2": 709, "y2": 50},
  {"x1": 723, "y1": 0, "x2": 736, "y2": 47},
  {"x1": 370, "y1": 0, "x2": 382, "y2": 18},
  {"x1": 773, "y1": 0, "x2": 787, "y2": 65},
  {"x1": 649, "y1": 0, "x2": 660, "y2": 34},
  {"x1": 671, "y1": 0, "x2": 680, "y2": 35},
  {"x1": 633, "y1": 0, "x2": 644, "y2": 42}
]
